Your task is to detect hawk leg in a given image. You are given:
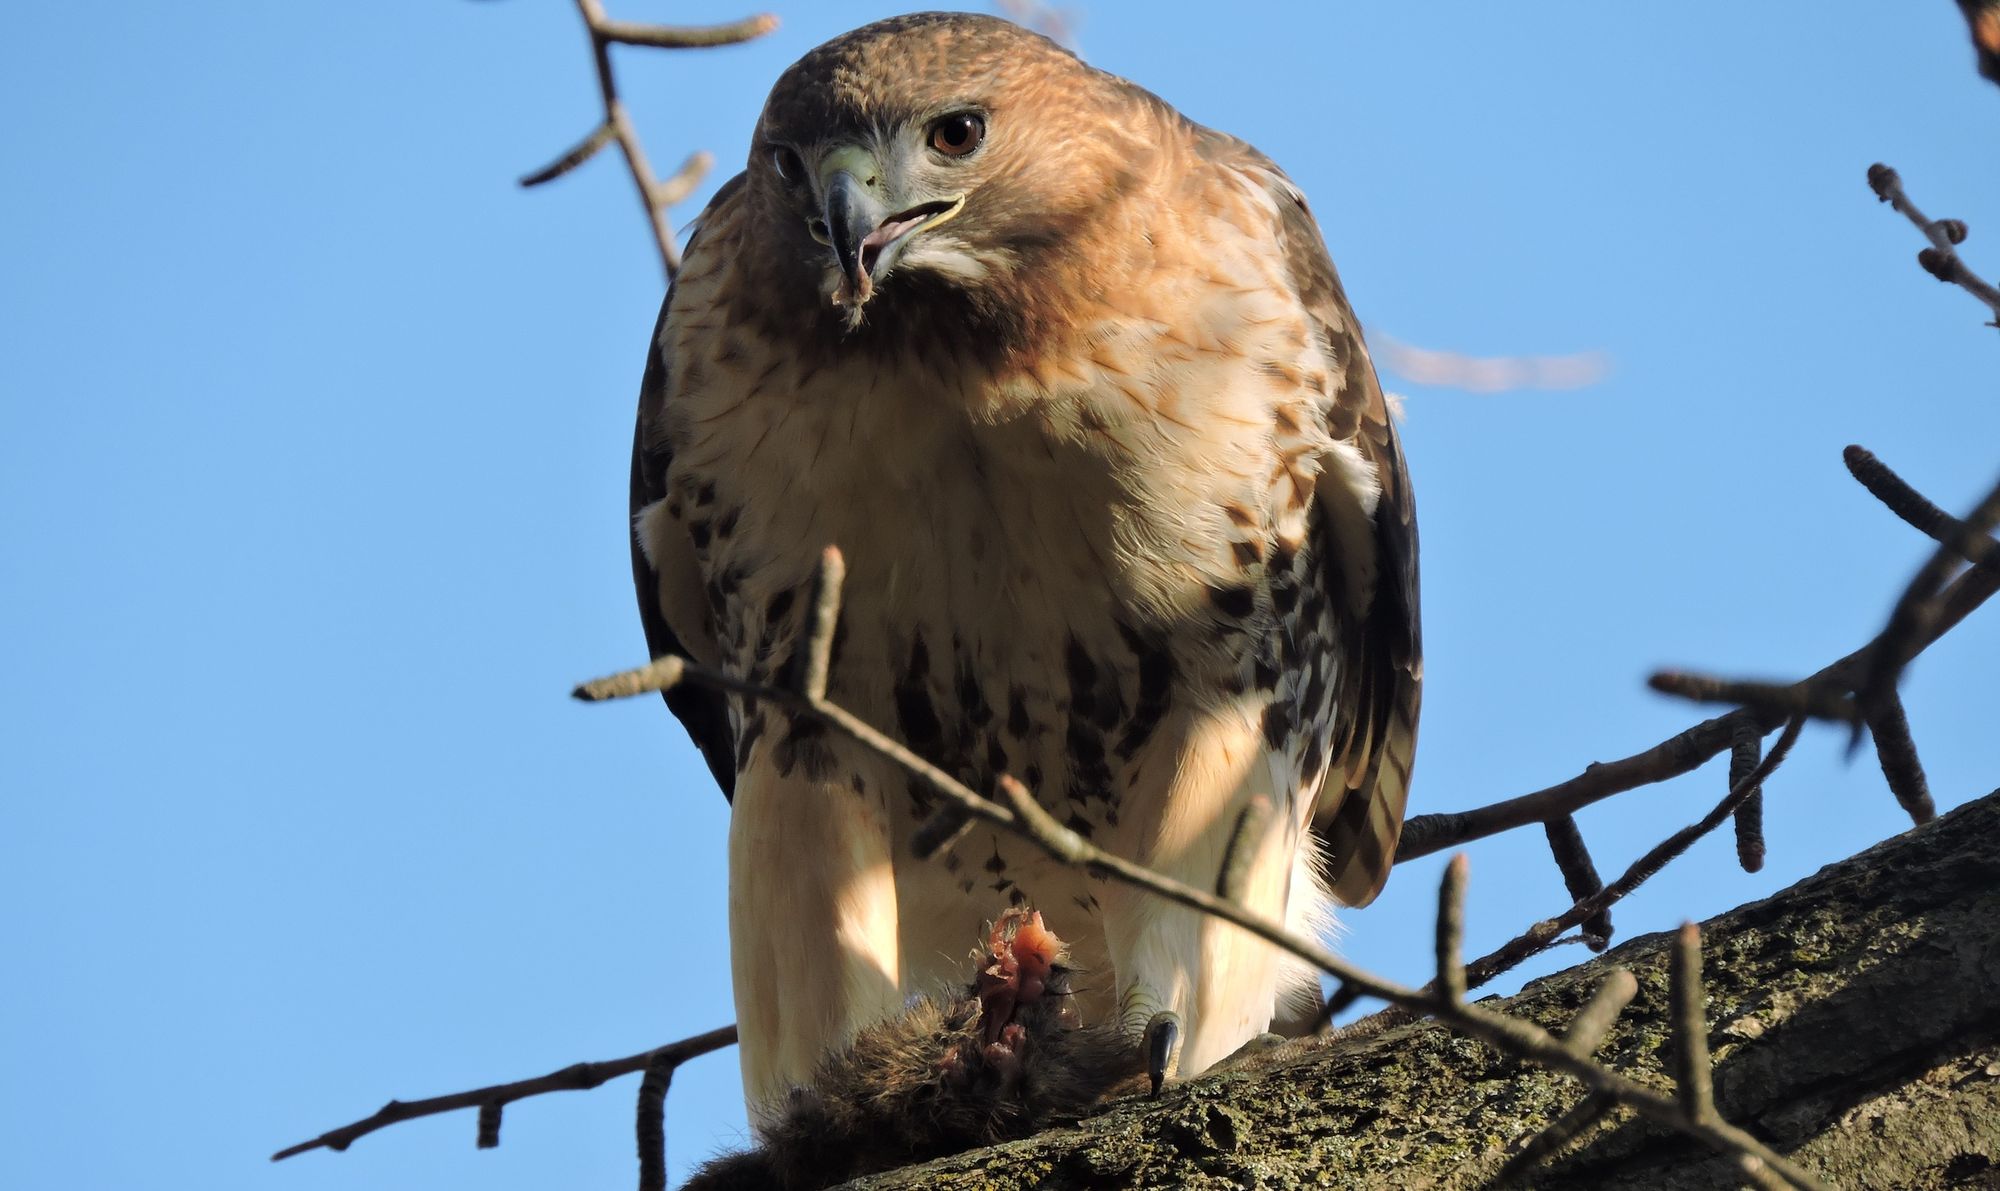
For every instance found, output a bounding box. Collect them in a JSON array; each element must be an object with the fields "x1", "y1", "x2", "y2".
[{"x1": 727, "y1": 763, "x2": 905, "y2": 1124}]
